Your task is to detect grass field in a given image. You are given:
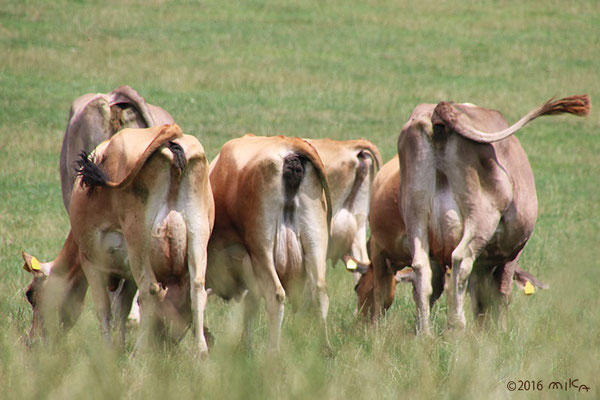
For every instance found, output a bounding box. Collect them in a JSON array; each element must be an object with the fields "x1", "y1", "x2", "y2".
[{"x1": 1, "y1": 0, "x2": 599, "y2": 399}]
